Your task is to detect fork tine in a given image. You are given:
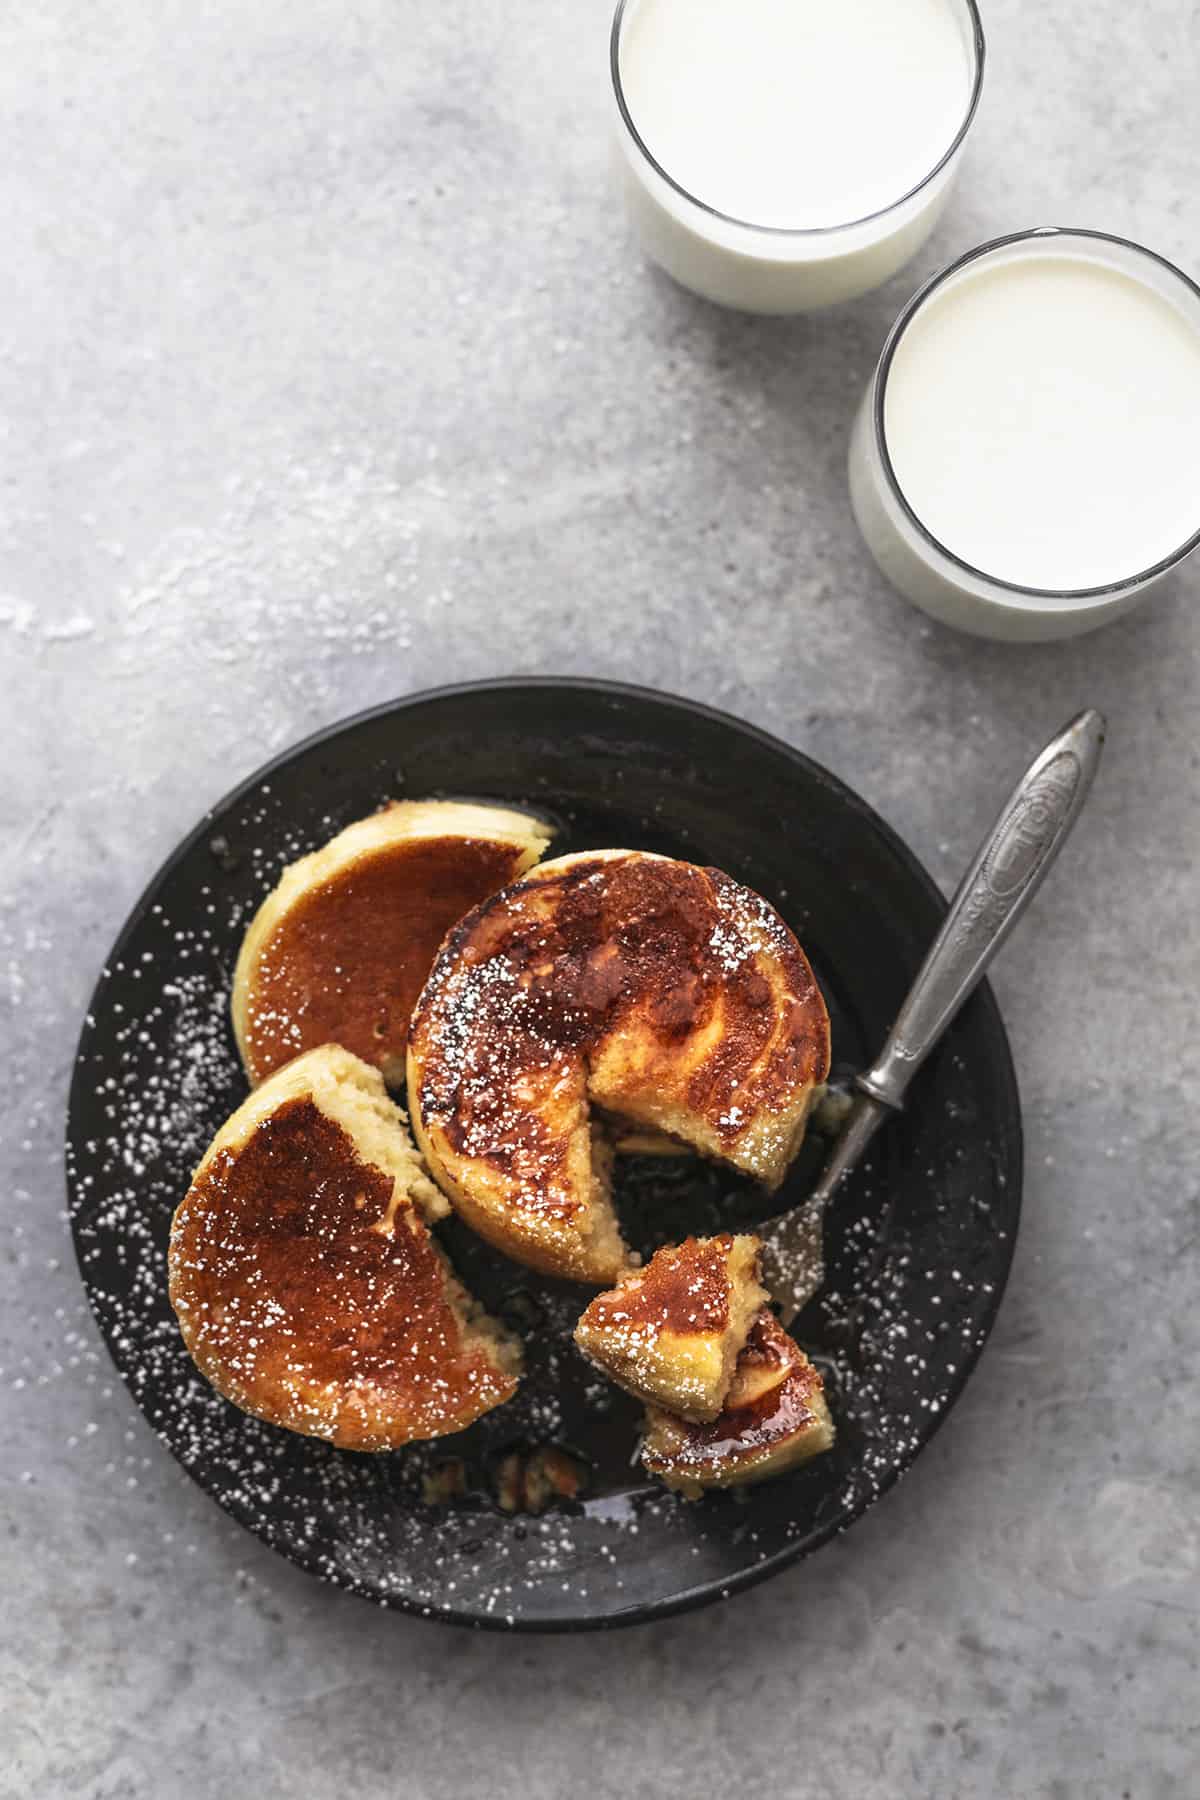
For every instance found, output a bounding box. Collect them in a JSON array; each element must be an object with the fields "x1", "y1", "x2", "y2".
[
  {"x1": 759, "y1": 1196, "x2": 826, "y2": 1327},
  {"x1": 757, "y1": 1092, "x2": 893, "y2": 1323}
]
